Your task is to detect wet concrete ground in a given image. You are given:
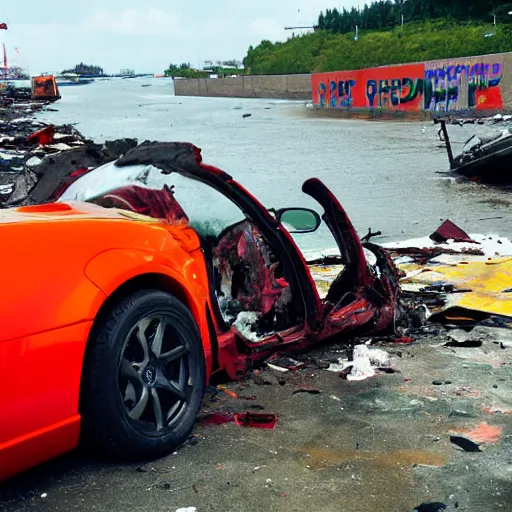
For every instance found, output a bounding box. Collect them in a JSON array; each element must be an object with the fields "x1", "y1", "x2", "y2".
[{"x1": 1, "y1": 333, "x2": 511, "y2": 512}]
